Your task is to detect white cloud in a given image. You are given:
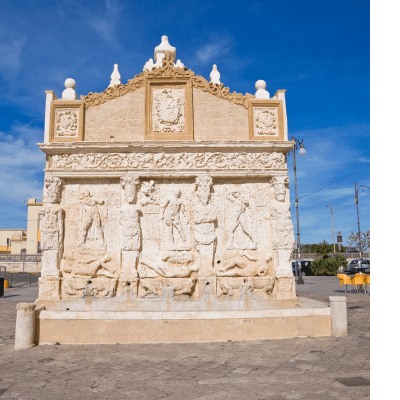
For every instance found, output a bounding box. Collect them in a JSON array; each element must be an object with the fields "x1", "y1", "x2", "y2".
[
  {"x1": 196, "y1": 36, "x2": 233, "y2": 64},
  {"x1": 0, "y1": 124, "x2": 45, "y2": 214},
  {"x1": 0, "y1": 27, "x2": 26, "y2": 81},
  {"x1": 88, "y1": 0, "x2": 121, "y2": 45}
]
